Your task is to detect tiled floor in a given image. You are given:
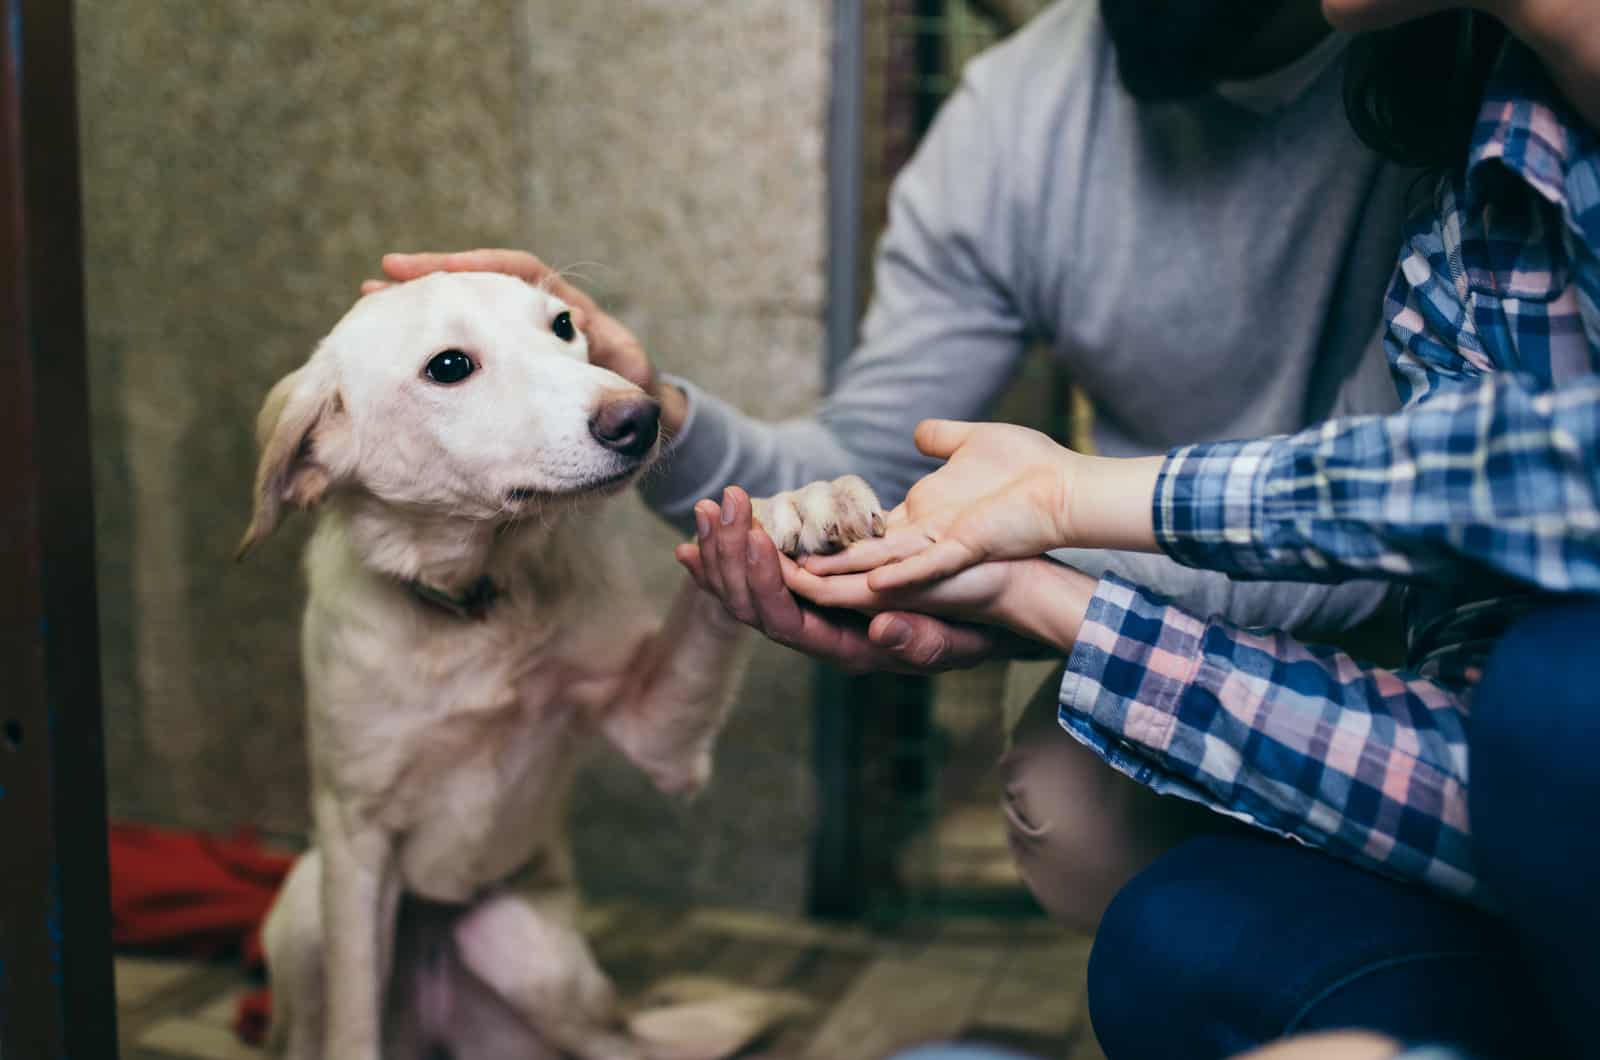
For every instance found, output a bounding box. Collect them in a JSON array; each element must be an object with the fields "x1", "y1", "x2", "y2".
[{"x1": 115, "y1": 902, "x2": 1104, "y2": 1060}]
